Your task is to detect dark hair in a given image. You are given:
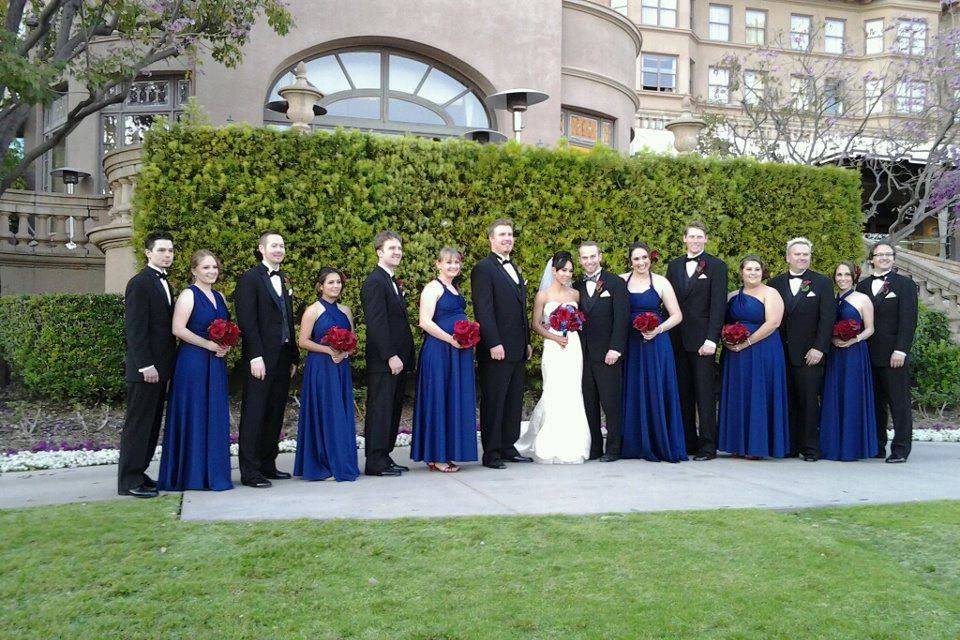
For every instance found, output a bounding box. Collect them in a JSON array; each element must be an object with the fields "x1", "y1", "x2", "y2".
[
  {"x1": 834, "y1": 261, "x2": 862, "y2": 284},
  {"x1": 551, "y1": 250, "x2": 574, "y2": 272},
  {"x1": 144, "y1": 230, "x2": 173, "y2": 251},
  {"x1": 739, "y1": 254, "x2": 768, "y2": 280},
  {"x1": 190, "y1": 249, "x2": 222, "y2": 282},
  {"x1": 683, "y1": 220, "x2": 708, "y2": 236},
  {"x1": 627, "y1": 241, "x2": 652, "y2": 266},
  {"x1": 487, "y1": 218, "x2": 514, "y2": 238},
  {"x1": 315, "y1": 267, "x2": 345, "y2": 298},
  {"x1": 374, "y1": 230, "x2": 402, "y2": 251},
  {"x1": 254, "y1": 230, "x2": 283, "y2": 260},
  {"x1": 868, "y1": 242, "x2": 896, "y2": 261}
]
